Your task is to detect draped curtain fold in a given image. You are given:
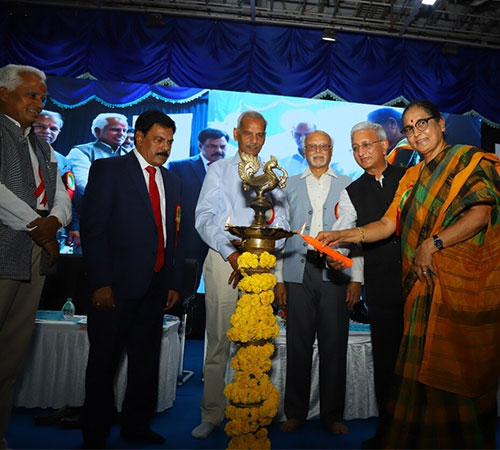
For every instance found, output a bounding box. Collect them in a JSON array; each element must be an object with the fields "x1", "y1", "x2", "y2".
[{"x1": 1, "y1": 5, "x2": 499, "y2": 125}]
